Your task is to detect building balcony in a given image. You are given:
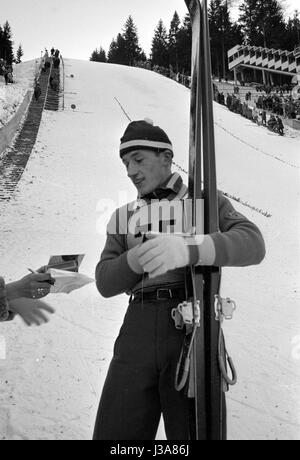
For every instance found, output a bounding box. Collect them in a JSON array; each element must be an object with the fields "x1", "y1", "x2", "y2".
[{"x1": 268, "y1": 59, "x2": 275, "y2": 69}]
